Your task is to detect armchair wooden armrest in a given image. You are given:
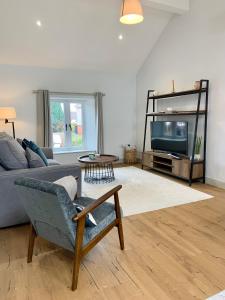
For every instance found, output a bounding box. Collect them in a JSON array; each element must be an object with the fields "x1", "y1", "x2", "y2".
[{"x1": 72, "y1": 185, "x2": 122, "y2": 222}]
